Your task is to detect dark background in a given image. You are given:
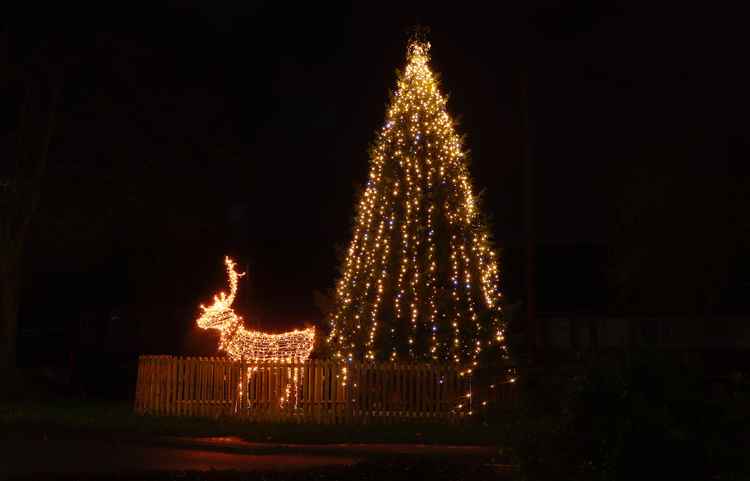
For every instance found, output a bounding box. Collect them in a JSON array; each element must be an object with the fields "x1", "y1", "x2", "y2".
[{"x1": 3, "y1": 2, "x2": 747, "y2": 374}]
